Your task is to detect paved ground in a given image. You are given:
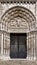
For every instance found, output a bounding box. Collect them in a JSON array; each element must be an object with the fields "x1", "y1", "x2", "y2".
[{"x1": 0, "y1": 60, "x2": 37, "y2": 65}]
